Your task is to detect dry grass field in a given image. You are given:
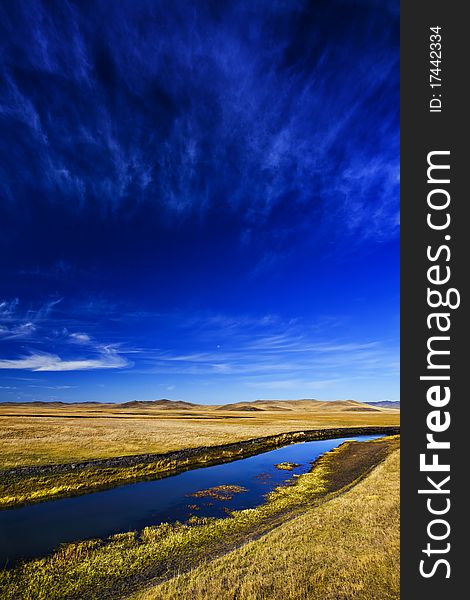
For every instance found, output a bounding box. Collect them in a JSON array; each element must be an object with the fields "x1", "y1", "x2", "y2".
[
  {"x1": 0, "y1": 400, "x2": 400, "y2": 599},
  {"x1": 0, "y1": 436, "x2": 400, "y2": 600},
  {"x1": 133, "y1": 445, "x2": 400, "y2": 600},
  {"x1": 0, "y1": 399, "x2": 399, "y2": 469}
]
